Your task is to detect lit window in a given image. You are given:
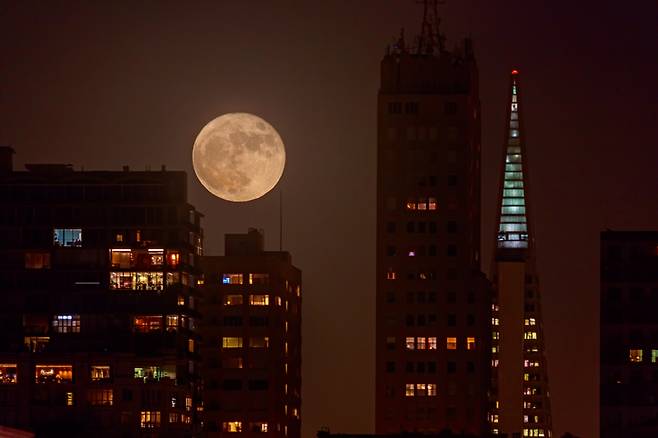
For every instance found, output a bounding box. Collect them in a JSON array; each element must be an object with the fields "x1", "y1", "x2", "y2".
[
  {"x1": 223, "y1": 294, "x2": 243, "y2": 306},
  {"x1": 223, "y1": 421, "x2": 243, "y2": 432},
  {"x1": 0, "y1": 364, "x2": 18, "y2": 384},
  {"x1": 417, "y1": 200, "x2": 427, "y2": 210},
  {"x1": 630, "y1": 349, "x2": 643, "y2": 363},
  {"x1": 166, "y1": 315, "x2": 179, "y2": 331},
  {"x1": 417, "y1": 337, "x2": 426, "y2": 350},
  {"x1": 185, "y1": 396, "x2": 192, "y2": 412},
  {"x1": 467, "y1": 337, "x2": 476, "y2": 350},
  {"x1": 88, "y1": 389, "x2": 113, "y2": 406},
  {"x1": 134, "y1": 365, "x2": 176, "y2": 382},
  {"x1": 249, "y1": 273, "x2": 269, "y2": 285},
  {"x1": 406, "y1": 201, "x2": 416, "y2": 210},
  {"x1": 223, "y1": 337, "x2": 243, "y2": 348},
  {"x1": 133, "y1": 316, "x2": 162, "y2": 333},
  {"x1": 386, "y1": 270, "x2": 397, "y2": 280},
  {"x1": 428, "y1": 197, "x2": 437, "y2": 210},
  {"x1": 223, "y1": 357, "x2": 243, "y2": 369},
  {"x1": 25, "y1": 252, "x2": 51, "y2": 269},
  {"x1": 250, "y1": 422, "x2": 268, "y2": 432},
  {"x1": 66, "y1": 391, "x2": 74, "y2": 406},
  {"x1": 140, "y1": 411, "x2": 161, "y2": 429},
  {"x1": 428, "y1": 337, "x2": 437, "y2": 350},
  {"x1": 653, "y1": 350, "x2": 658, "y2": 363},
  {"x1": 24, "y1": 336, "x2": 49, "y2": 352},
  {"x1": 169, "y1": 413, "x2": 179, "y2": 423},
  {"x1": 53, "y1": 228, "x2": 82, "y2": 247},
  {"x1": 52, "y1": 315, "x2": 80, "y2": 334},
  {"x1": 524, "y1": 332, "x2": 537, "y2": 340},
  {"x1": 447, "y1": 337, "x2": 457, "y2": 350},
  {"x1": 222, "y1": 274, "x2": 243, "y2": 285},
  {"x1": 249, "y1": 294, "x2": 269, "y2": 306},
  {"x1": 276, "y1": 296, "x2": 283, "y2": 306},
  {"x1": 35, "y1": 365, "x2": 73, "y2": 384},
  {"x1": 405, "y1": 383, "x2": 415, "y2": 397},
  {"x1": 177, "y1": 295, "x2": 185, "y2": 306},
  {"x1": 90, "y1": 366, "x2": 110, "y2": 381},
  {"x1": 406, "y1": 337, "x2": 415, "y2": 350},
  {"x1": 416, "y1": 383, "x2": 427, "y2": 396},
  {"x1": 428, "y1": 383, "x2": 437, "y2": 396},
  {"x1": 167, "y1": 251, "x2": 180, "y2": 268},
  {"x1": 188, "y1": 339, "x2": 195, "y2": 353},
  {"x1": 109, "y1": 272, "x2": 164, "y2": 291}
]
